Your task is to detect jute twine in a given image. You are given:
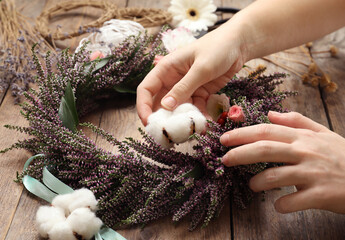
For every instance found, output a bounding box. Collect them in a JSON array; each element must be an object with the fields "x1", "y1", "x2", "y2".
[{"x1": 35, "y1": 0, "x2": 172, "y2": 41}]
